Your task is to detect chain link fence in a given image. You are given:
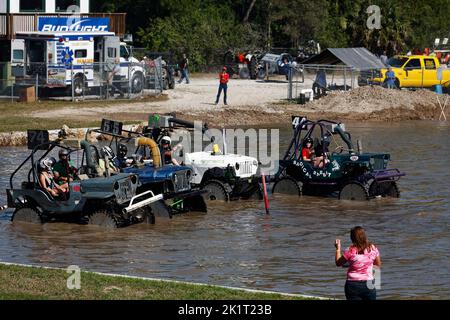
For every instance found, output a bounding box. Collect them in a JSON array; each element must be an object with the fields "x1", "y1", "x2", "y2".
[
  {"x1": 288, "y1": 64, "x2": 375, "y2": 102},
  {"x1": 0, "y1": 57, "x2": 164, "y2": 102}
]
